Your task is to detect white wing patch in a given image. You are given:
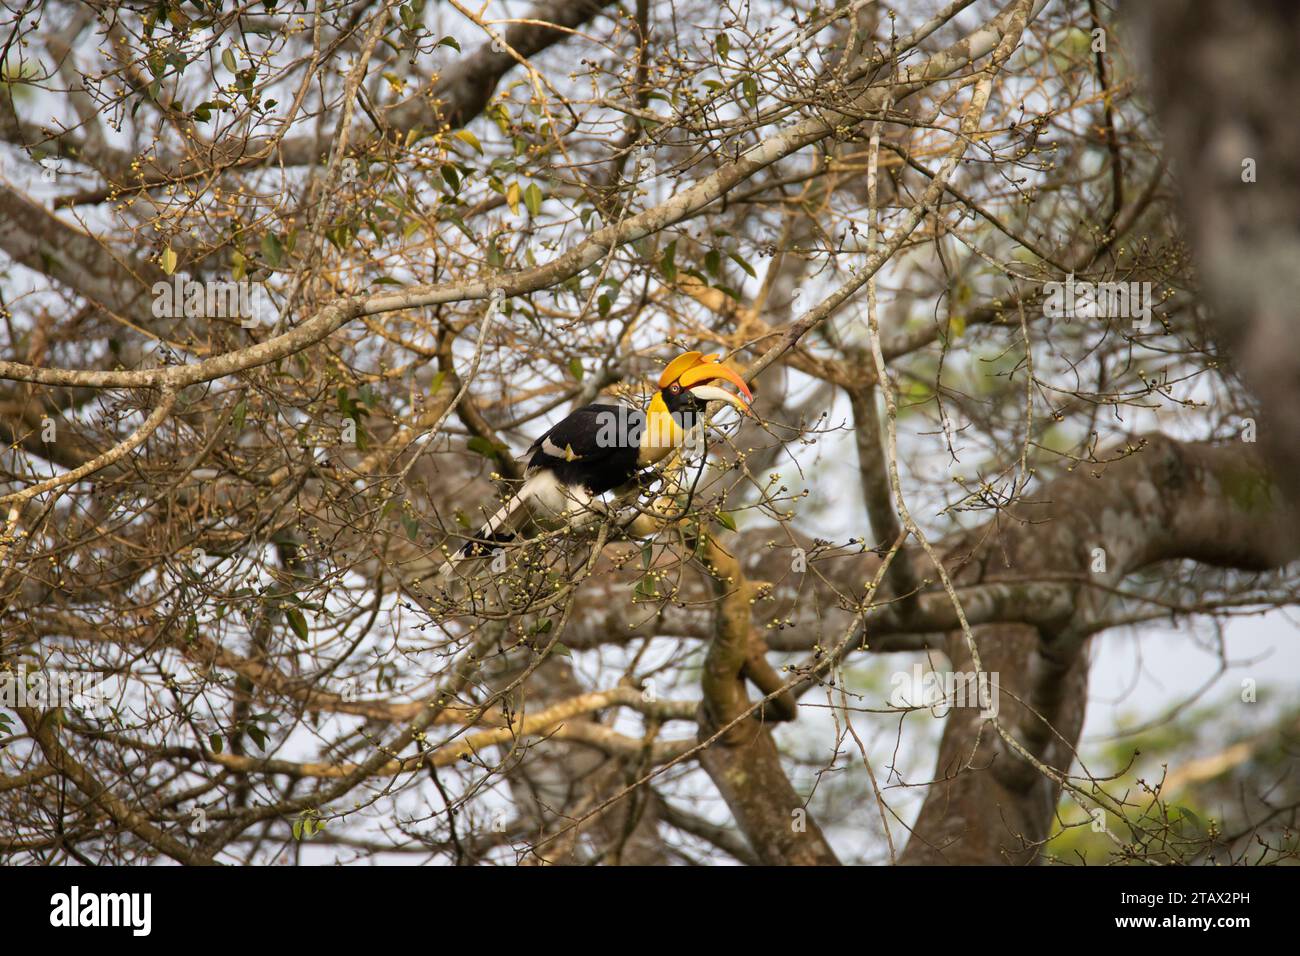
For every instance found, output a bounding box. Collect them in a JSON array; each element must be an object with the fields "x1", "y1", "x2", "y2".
[{"x1": 540, "y1": 437, "x2": 579, "y2": 460}]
